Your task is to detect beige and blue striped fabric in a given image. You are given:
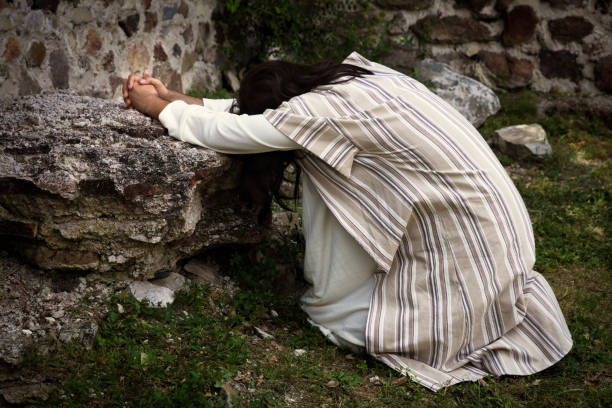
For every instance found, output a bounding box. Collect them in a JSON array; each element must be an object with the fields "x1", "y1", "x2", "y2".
[{"x1": 263, "y1": 52, "x2": 572, "y2": 390}]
